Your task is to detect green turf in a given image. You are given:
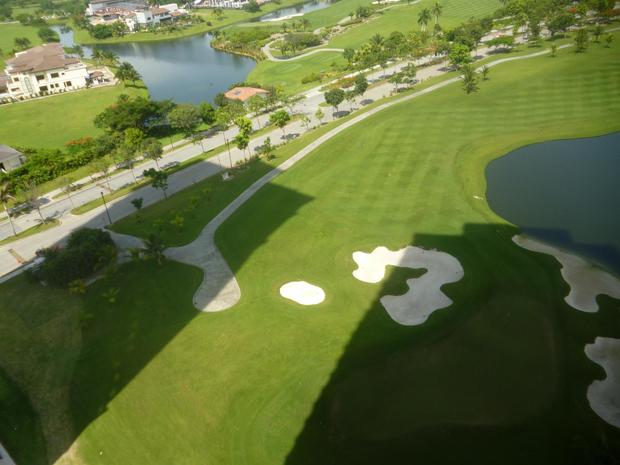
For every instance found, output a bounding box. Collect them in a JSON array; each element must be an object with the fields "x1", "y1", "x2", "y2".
[
  {"x1": 247, "y1": 0, "x2": 500, "y2": 93},
  {"x1": 1, "y1": 34, "x2": 620, "y2": 465},
  {"x1": 329, "y1": 0, "x2": 501, "y2": 49},
  {"x1": 0, "y1": 274, "x2": 83, "y2": 465},
  {"x1": 0, "y1": 22, "x2": 43, "y2": 67},
  {"x1": 0, "y1": 83, "x2": 146, "y2": 149},
  {"x1": 0, "y1": 218, "x2": 60, "y2": 245}
]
